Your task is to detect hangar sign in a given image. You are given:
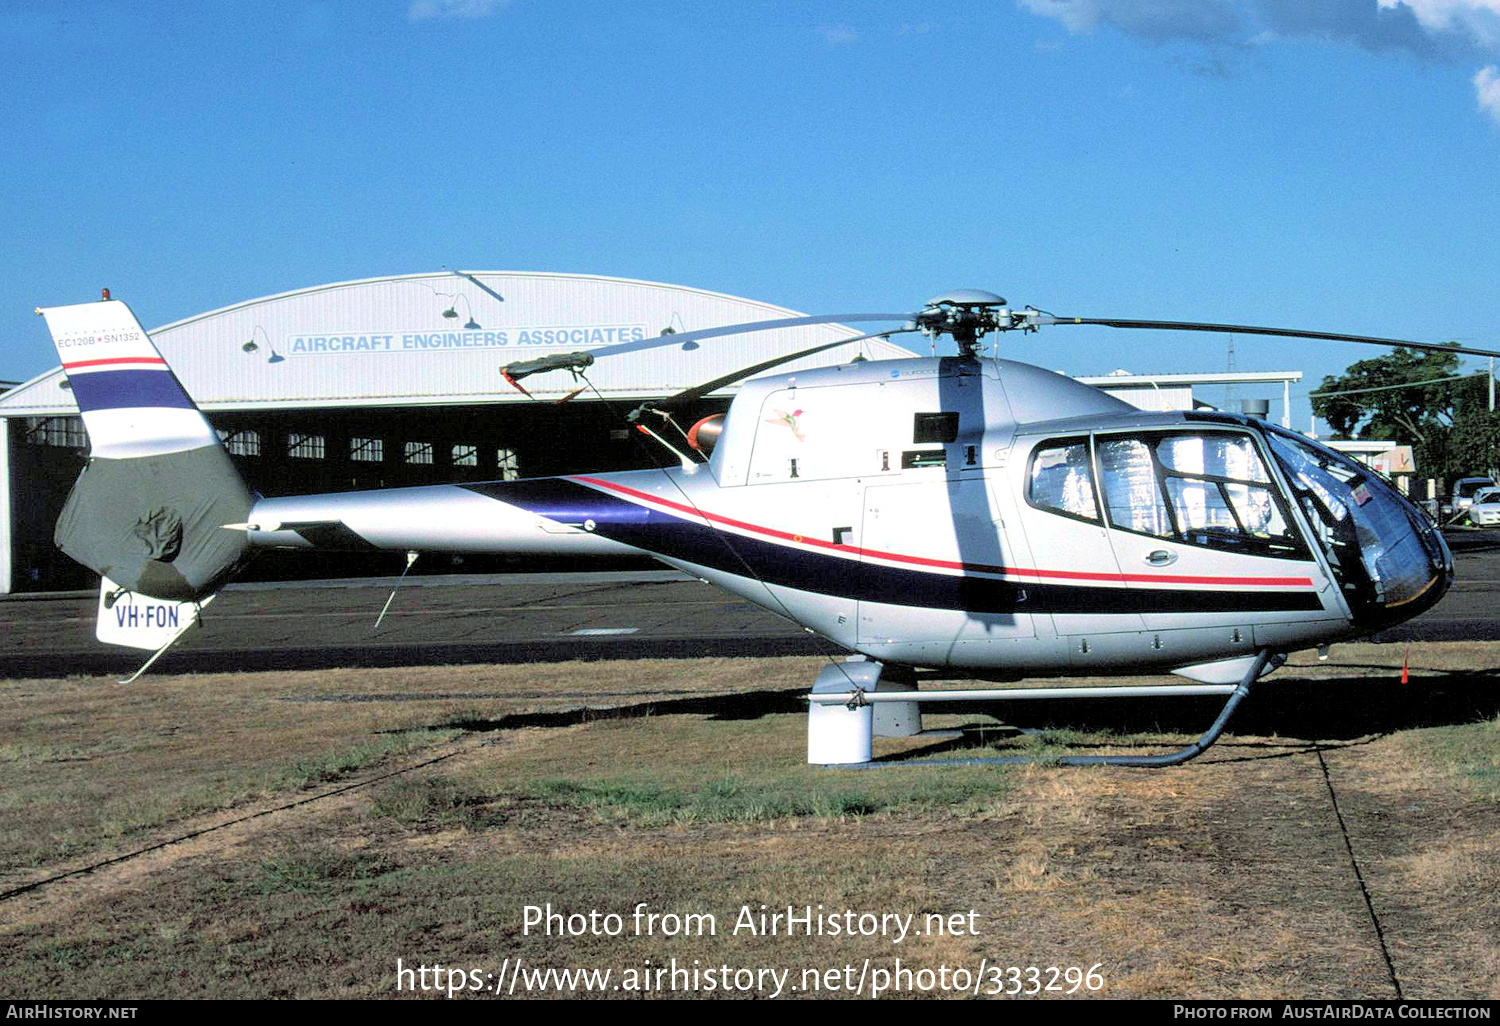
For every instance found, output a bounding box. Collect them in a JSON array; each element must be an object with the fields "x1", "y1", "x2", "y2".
[{"x1": 285, "y1": 324, "x2": 649, "y2": 356}]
